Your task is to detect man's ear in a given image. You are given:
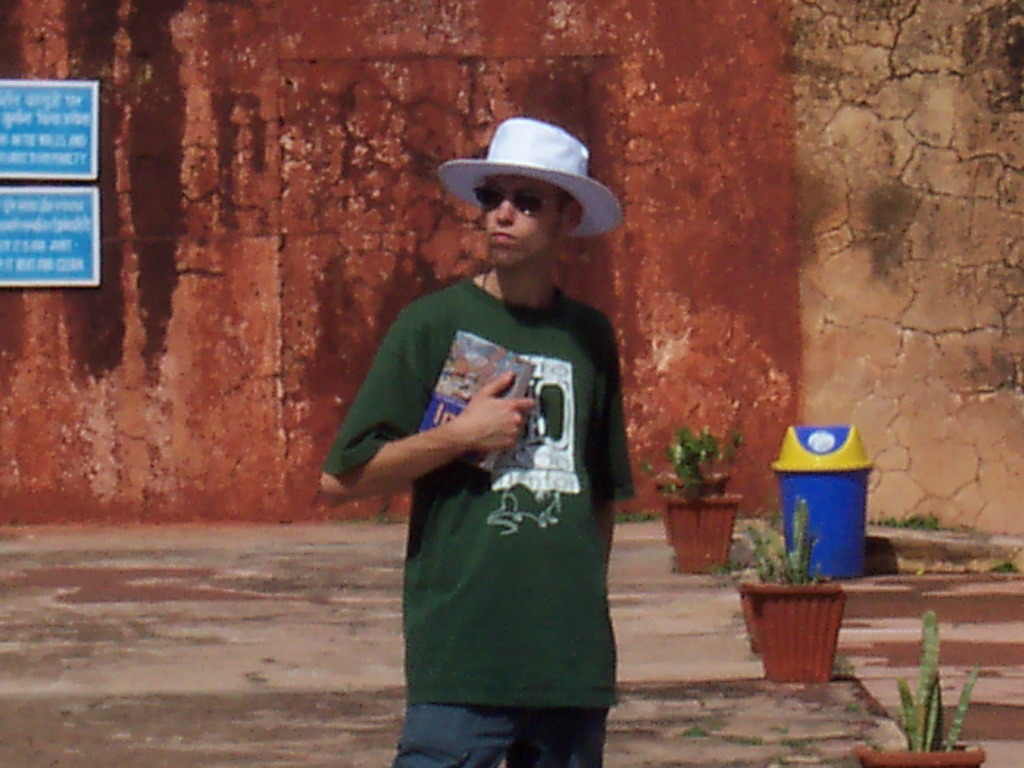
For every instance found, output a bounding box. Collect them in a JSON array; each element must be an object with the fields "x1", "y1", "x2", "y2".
[{"x1": 561, "y1": 199, "x2": 583, "y2": 235}]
